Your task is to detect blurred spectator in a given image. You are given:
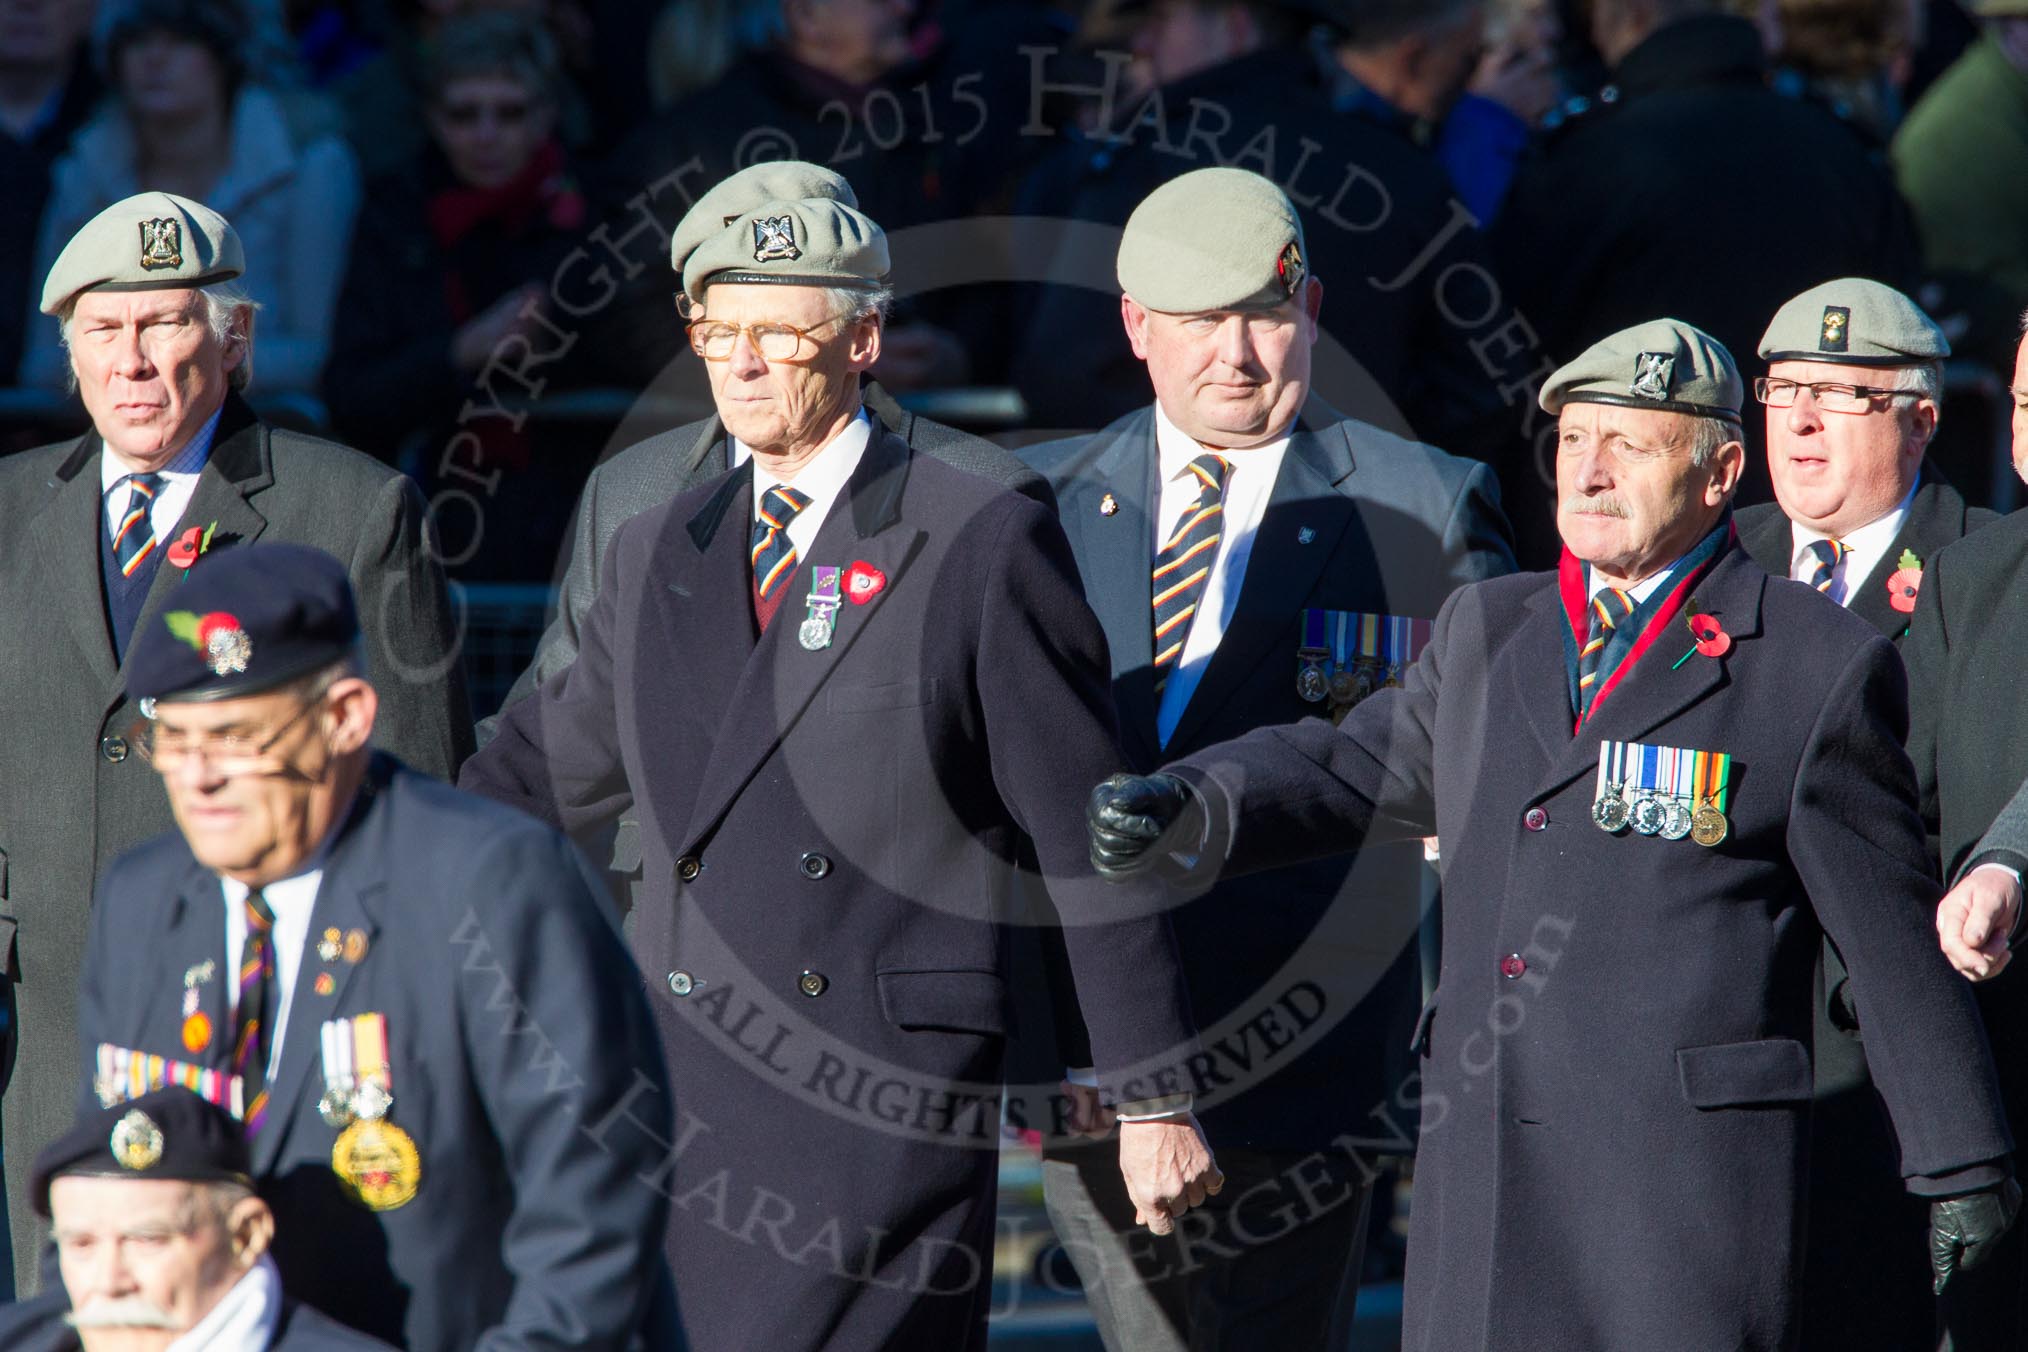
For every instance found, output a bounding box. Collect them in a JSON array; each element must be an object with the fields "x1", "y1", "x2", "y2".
[
  {"x1": 1770, "y1": 0, "x2": 1922, "y2": 142},
  {"x1": 288, "y1": 0, "x2": 387, "y2": 85},
  {"x1": 0, "y1": 0, "x2": 97, "y2": 385},
  {"x1": 329, "y1": 0, "x2": 592, "y2": 182},
  {"x1": 1491, "y1": 0, "x2": 1920, "y2": 551},
  {"x1": 1442, "y1": 0, "x2": 1564, "y2": 220},
  {"x1": 1009, "y1": 1, "x2": 1521, "y2": 463},
  {"x1": 17, "y1": 0, "x2": 360, "y2": 399},
  {"x1": 324, "y1": 11, "x2": 593, "y2": 576},
  {"x1": 1893, "y1": 0, "x2": 2028, "y2": 378},
  {"x1": 646, "y1": 0, "x2": 742, "y2": 106}
]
